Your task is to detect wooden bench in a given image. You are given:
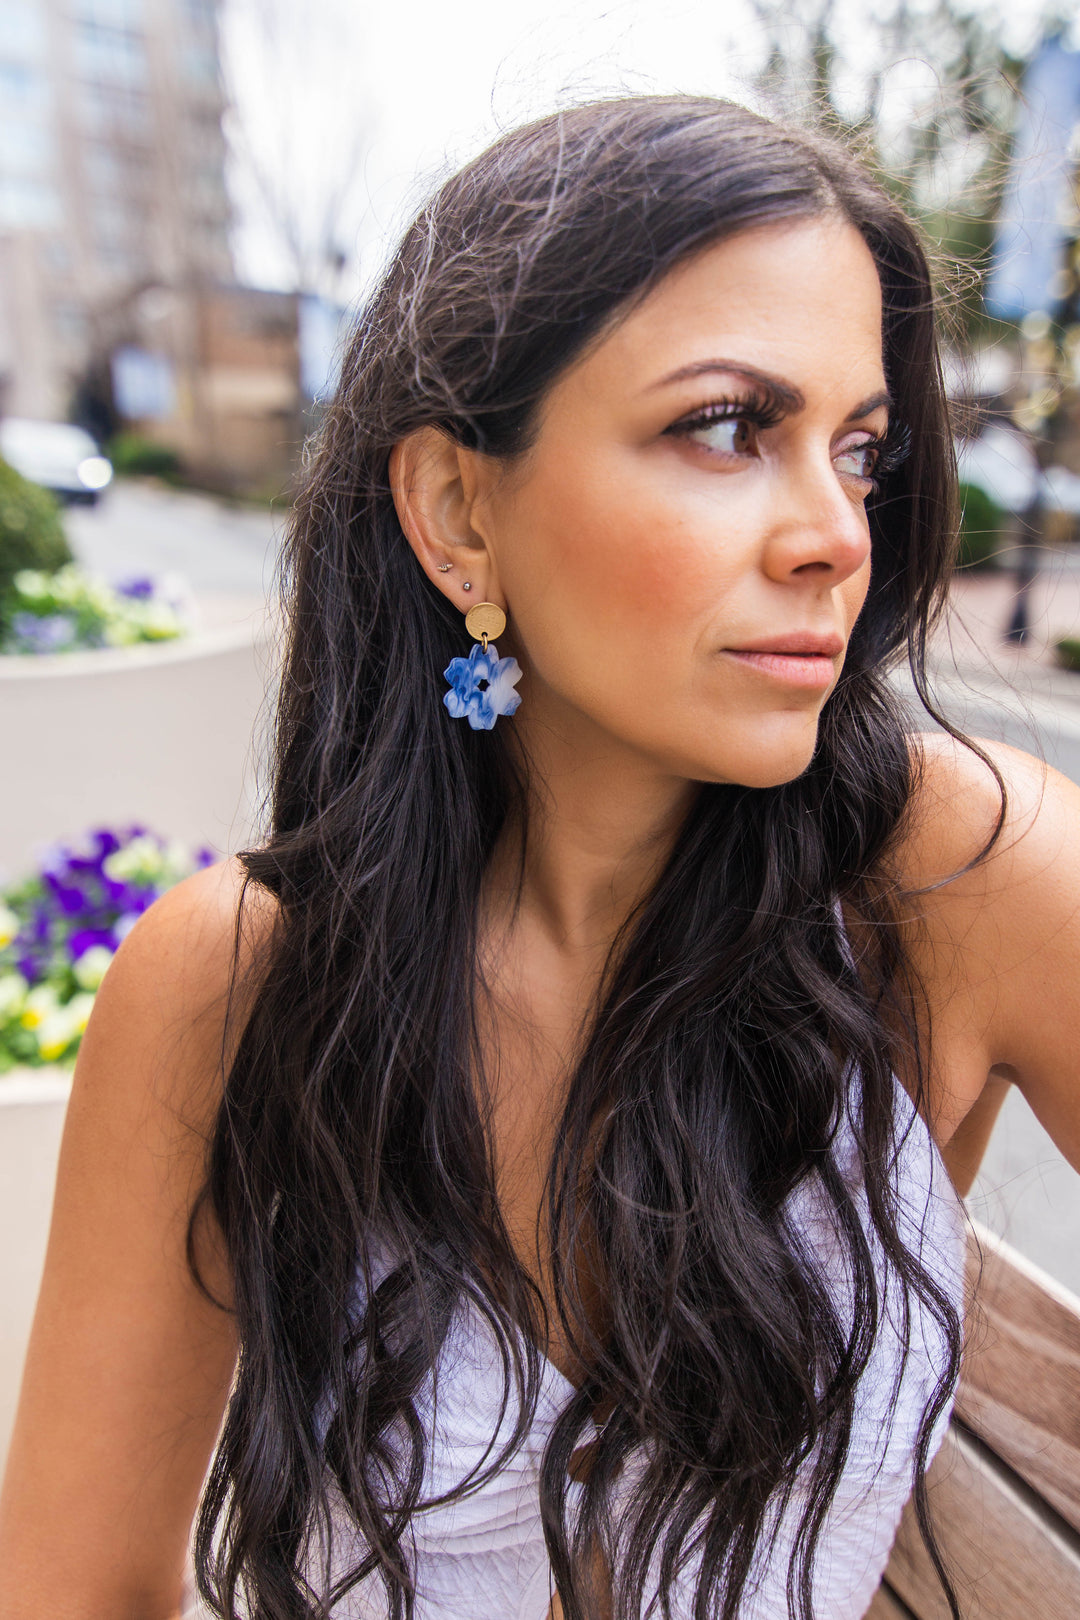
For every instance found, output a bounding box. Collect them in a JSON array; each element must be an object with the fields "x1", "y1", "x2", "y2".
[{"x1": 867, "y1": 1221, "x2": 1080, "y2": 1619}]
